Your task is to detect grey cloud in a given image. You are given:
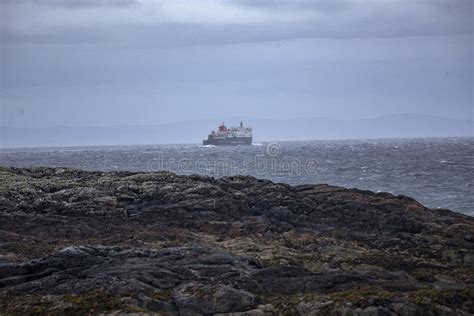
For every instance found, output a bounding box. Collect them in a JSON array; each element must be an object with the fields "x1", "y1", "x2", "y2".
[
  {"x1": 1, "y1": 0, "x2": 137, "y2": 8},
  {"x1": 1, "y1": 0, "x2": 472, "y2": 47},
  {"x1": 1, "y1": 0, "x2": 472, "y2": 131},
  {"x1": 233, "y1": 0, "x2": 352, "y2": 13}
]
